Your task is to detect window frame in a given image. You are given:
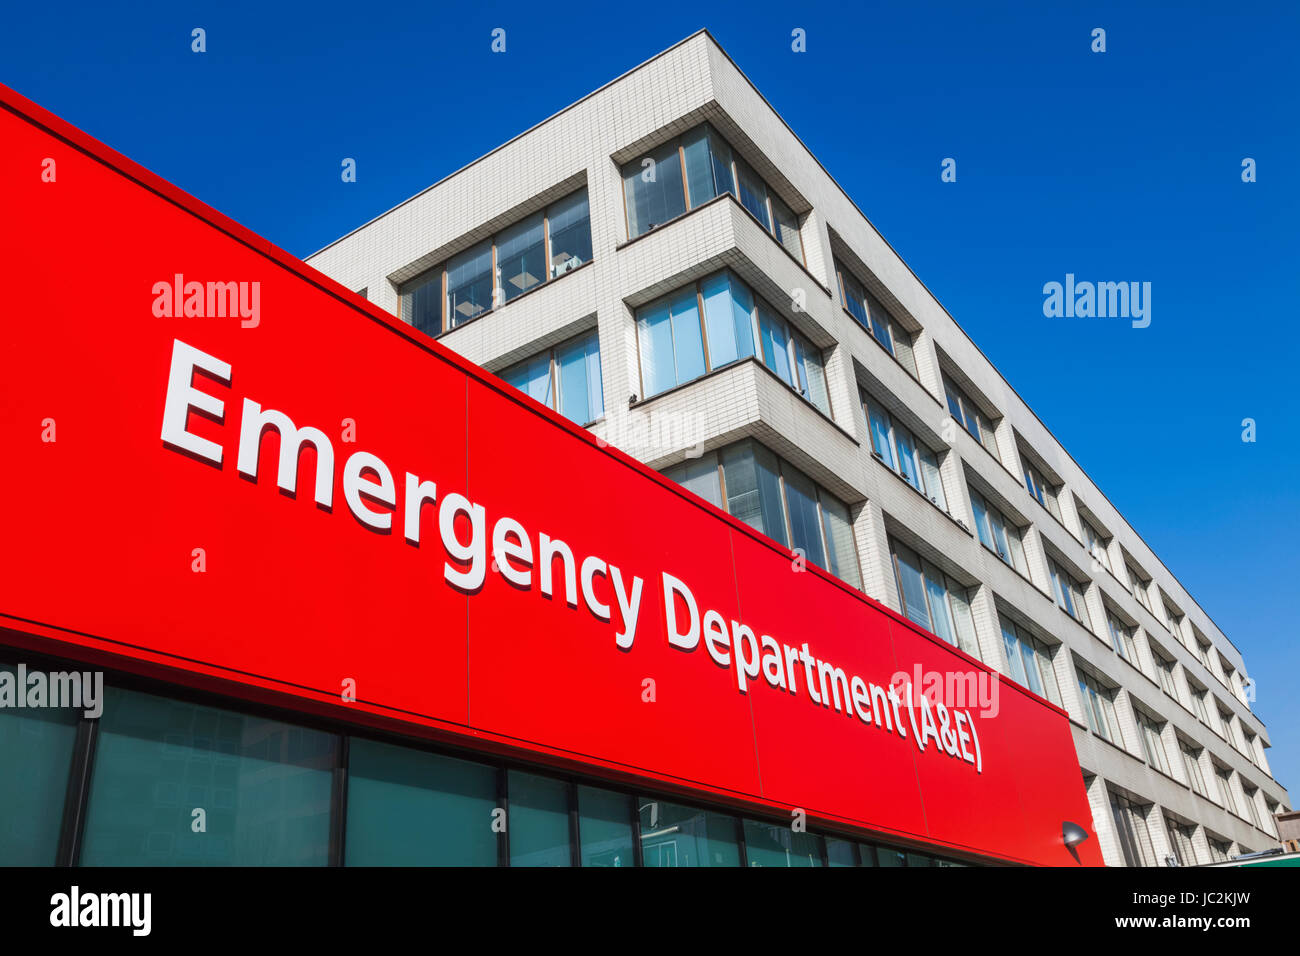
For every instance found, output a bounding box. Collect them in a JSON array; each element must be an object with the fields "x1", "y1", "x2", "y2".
[
  {"x1": 662, "y1": 439, "x2": 862, "y2": 590},
  {"x1": 499, "y1": 328, "x2": 605, "y2": 427},
  {"x1": 943, "y1": 377, "x2": 1000, "y2": 458},
  {"x1": 1023, "y1": 459, "x2": 1061, "y2": 520},
  {"x1": 634, "y1": 270, "x2": 832, "y2": 417},
  {"x1": 863, "y1": 392, "x2": 948, "y2": 511},
  {"x1": 399, "y1": 188, "x2": 593, "y2": 336},
  {"x1": 969, "y1": 487, "x2": 1027, "y2": 574},
  {"x1": 1076, "y1": 666, "x2": 1122, "y2": 745},
  {"x1": 1180, "y1": 740, "x2": 1208, "y2": 797},
  {"x1": 621, "y1": 124, "x2": 806, "y2": 264}
]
